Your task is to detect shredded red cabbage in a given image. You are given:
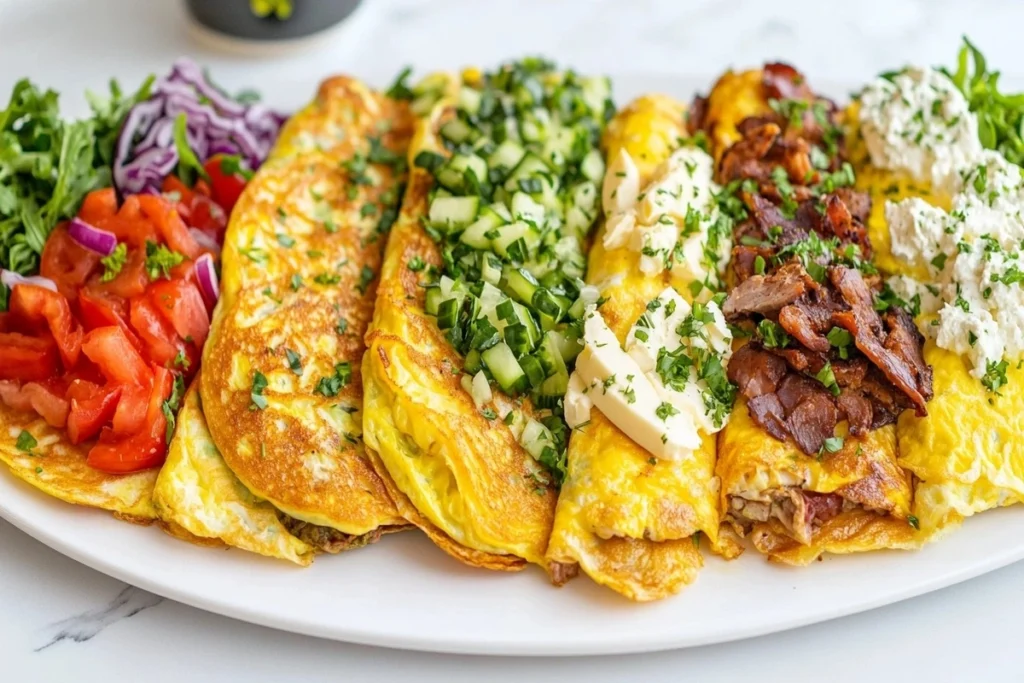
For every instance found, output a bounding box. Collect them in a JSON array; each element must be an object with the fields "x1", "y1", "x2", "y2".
[{"x1": 113, "y1": 58, "x2": 287, "y2": 196}]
